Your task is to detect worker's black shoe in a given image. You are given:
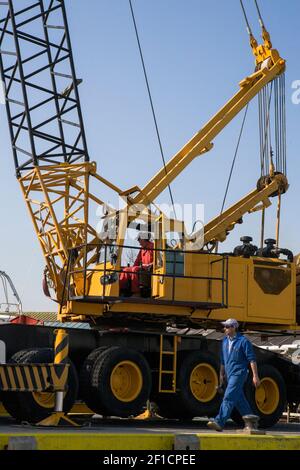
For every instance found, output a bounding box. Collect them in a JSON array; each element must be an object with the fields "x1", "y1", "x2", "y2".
[{"x1": 207, "y1": 420, "x2": 223, "y2": 432}]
